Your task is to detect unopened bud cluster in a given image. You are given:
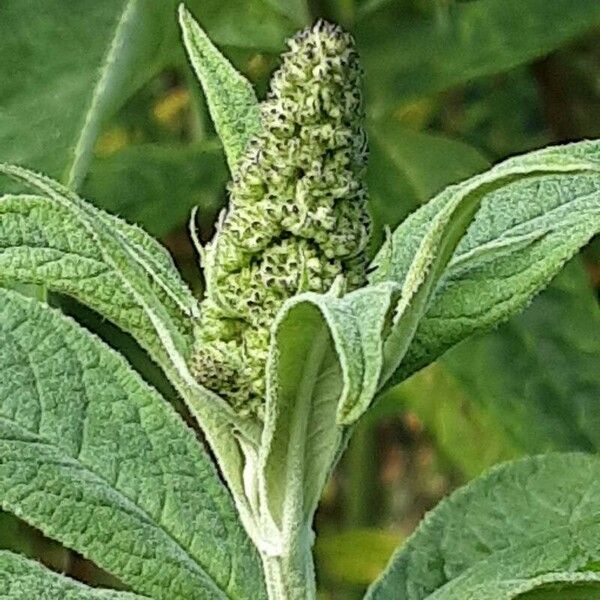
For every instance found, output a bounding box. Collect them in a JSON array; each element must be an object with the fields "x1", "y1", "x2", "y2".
[{"x1": 191, "y1": 21, "x2": 371, "y2": 419}]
